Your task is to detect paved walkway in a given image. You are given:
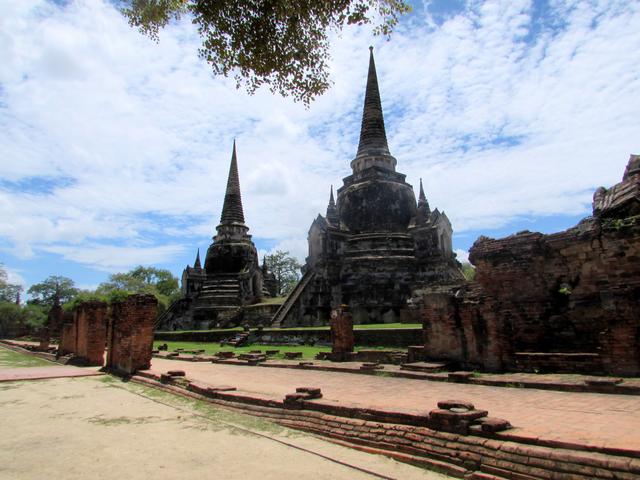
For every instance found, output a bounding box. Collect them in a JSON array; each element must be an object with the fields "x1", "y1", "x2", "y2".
[{"x1": 150, "y1": 358, "x2": 640, "y2": 453}]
